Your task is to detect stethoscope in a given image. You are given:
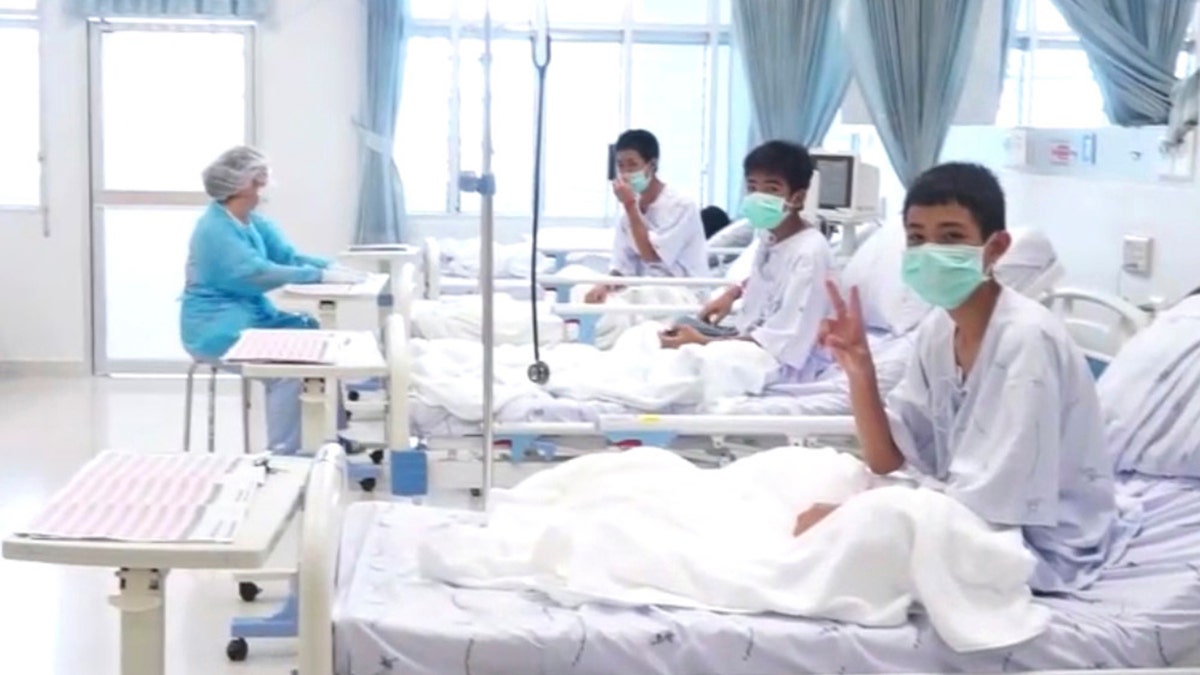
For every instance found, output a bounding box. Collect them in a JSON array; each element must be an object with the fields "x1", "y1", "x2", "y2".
[{"x1": 526, "y1": 4, "x2": 552, "y2": 385}]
